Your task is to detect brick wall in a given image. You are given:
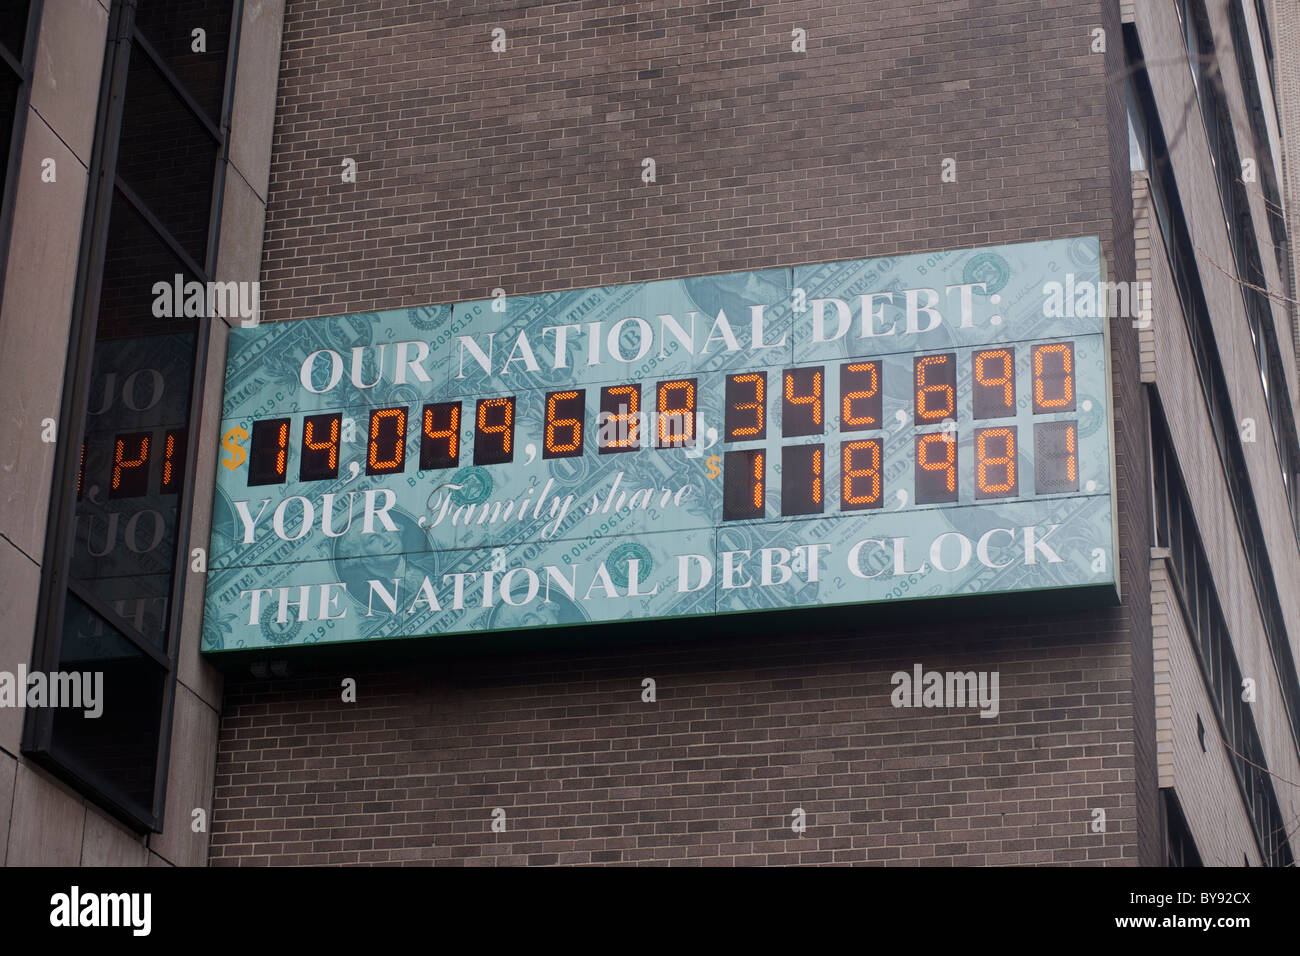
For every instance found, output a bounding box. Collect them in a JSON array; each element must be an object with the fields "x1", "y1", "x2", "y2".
[{"x1": 211, "y1": 0, "x2": 1150, "y2": 865}]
